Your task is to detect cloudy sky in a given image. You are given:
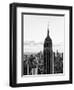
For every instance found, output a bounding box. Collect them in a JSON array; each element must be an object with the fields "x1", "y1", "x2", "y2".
[{"x1": 23, "y1": 14, "x2": 64, "y2": 53}]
